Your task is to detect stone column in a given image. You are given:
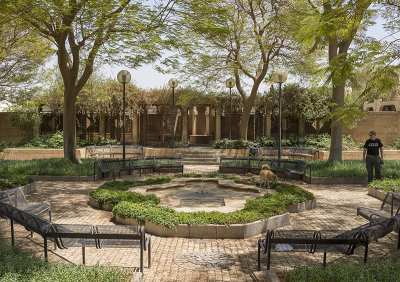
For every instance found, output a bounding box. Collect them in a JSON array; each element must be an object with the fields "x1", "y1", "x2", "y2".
[
  {"x1": 191, "y1": 106, "x2": 198, "y2": 135},
  {"x1": 205, "y1": 106, "x2": 210, "y2": 135},
  {"x1": 265, "y1": 113, "x2": 271, "y2": 137},
  {"x1": 215, "y1": 108, "x2": 221, "y2": 140},
  {"x1": 131, "y1": 112, "x2": 139, "y2": 144},
  {"x1": 182, "y1": 108, "x2": 188, "y2": 142}
]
